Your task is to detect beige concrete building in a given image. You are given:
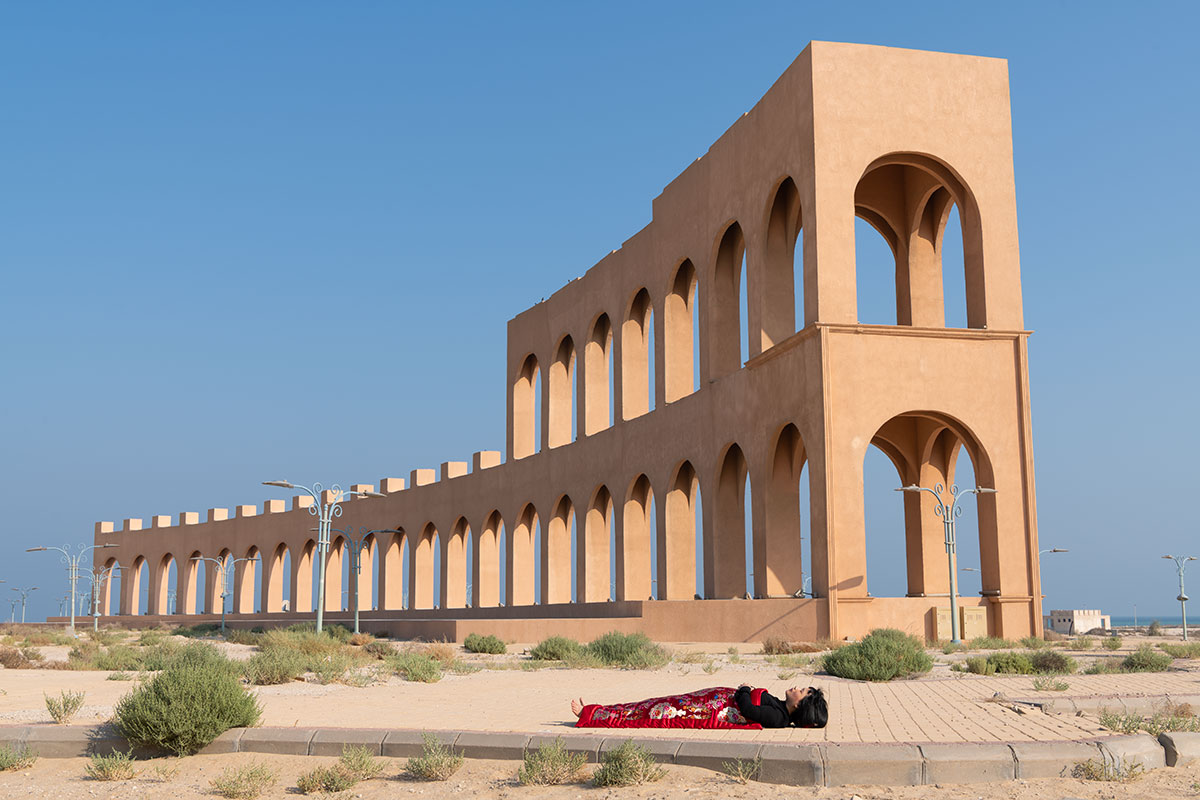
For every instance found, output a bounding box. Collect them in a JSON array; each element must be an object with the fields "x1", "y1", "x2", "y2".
[
  {"x1": 1046, "y1": 610, "x2": 1111, "y2": 635},
  {"x1": 86, "y1": 42, "x2": 1043, "y2": 642}
]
